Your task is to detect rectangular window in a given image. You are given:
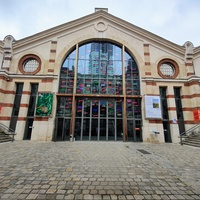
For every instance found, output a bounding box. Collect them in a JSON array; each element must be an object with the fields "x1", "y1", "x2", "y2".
[
  {"x1": 159, "y1": 87, "x2": 169, "y2": 119},
  {"x1": 9, "y1": 83, "x2": 24, "y2": 130},
  {"x1": 27, "y1": 84, "x2": 38, "y2": 116},
  {"x1": 12, "y1": 83, "x2": 24, "y2": 116},
  {"x1": 174, "y1": 87, "x2": 184, "y2": 119}
]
